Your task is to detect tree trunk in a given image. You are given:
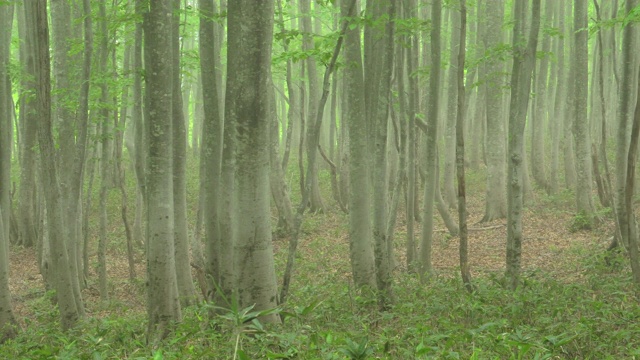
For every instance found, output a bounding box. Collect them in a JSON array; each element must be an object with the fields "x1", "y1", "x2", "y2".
[
  {"x1": 419, "y1": 0, "x2": 442, "y2": 281},
  {"x1": 548, "y1": 0, "x2": 565, "y2": 195},
  {"x1": 16, "y1": 2, "x2": 38, "y2": 249},
  {"x1": 623, "y1": 66, "x2": 640, "y2": 286},
  {"x1": 443, "y1": 8, "x2": 460, "y2": 210},
  {"x1": 531, "y1": 0, "x2": 552, "y2": 192},
  {"x1": 455, "y1": 0, "x2": 472, "y2": 292},
  {"x1": 269, "y1": 86, "x2": 295, "y2": 236},
  {"x1": 364, "y1": 0, "x2": 396, "y2": 308},
  {"x1": 299, "y1": 0, "x2": 324, "y2": 213},
  {"x1": 404, "y1": 0, "x2": 419, "y2": 269},
  {"x1": 615, "y1": 0, "x2": 637, "y2": 255},
  {"x1": 506, "y1": 0, "x2": 541, "y2": 290},
  {"x1": 228, "y1": 0, "x2": 280, "y2": 322},
  {"x1": 27, "y1": 0, "x2": 83, "y2": 330},
  {"x1": 480, "y1": 0, "x2": 507, "y2": 222},
  {"x1": 171, "y1": 0, "x2": 198, "y2": 307},
  {"x1": 199, "y1": 0, "x2": 225, "y2": 304},
  {"x1": 144, "y1": 0, "x2": 182, "y2": 343},
  {"x1": 0, "y1": 2, "x2": 18, "y2": 343},
  {"x1": 572, "y1": 0, "x2": 595, "y2": 225}
]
